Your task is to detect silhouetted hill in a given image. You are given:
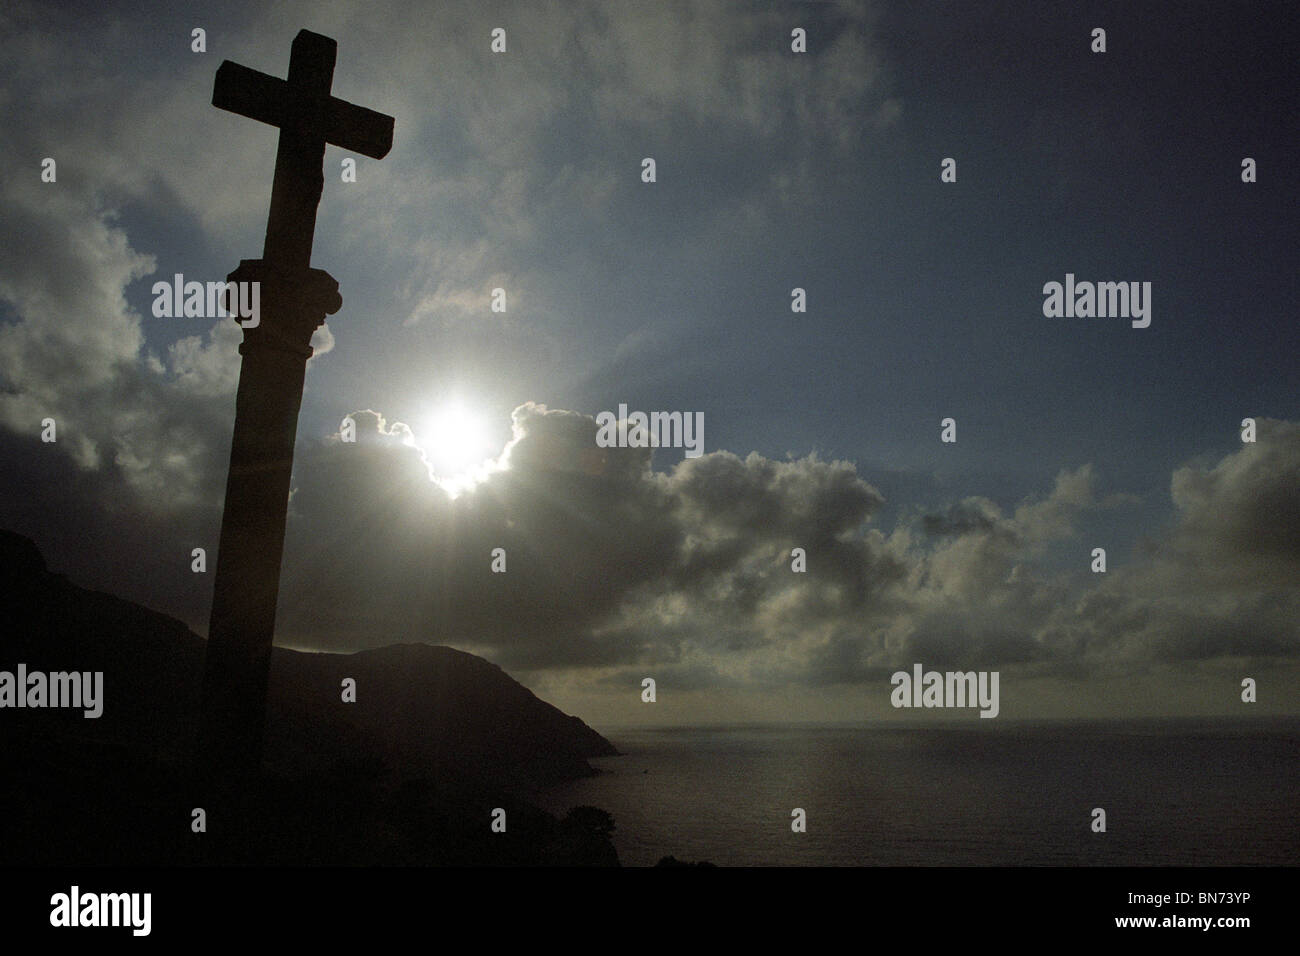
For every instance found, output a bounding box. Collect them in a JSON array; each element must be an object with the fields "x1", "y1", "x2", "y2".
[
  {"x1": 267, "y1": 642, "x2": 618, "y2": 787},
  {"x1": 0, "y1": 529, "x2": 620, "y2": 865}
]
